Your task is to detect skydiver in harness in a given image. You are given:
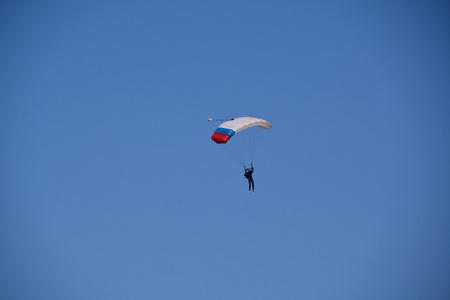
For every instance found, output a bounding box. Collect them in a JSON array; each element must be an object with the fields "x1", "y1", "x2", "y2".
[{"x1": 244, "y1": 164, "x2": 255, "y2": 194}]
